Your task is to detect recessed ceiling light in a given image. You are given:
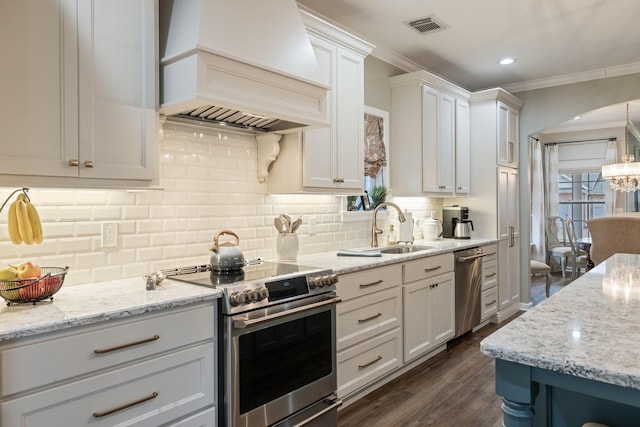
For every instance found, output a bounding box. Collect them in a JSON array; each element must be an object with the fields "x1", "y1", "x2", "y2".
[
  {"x1": 499, "y1": 58, "x2": 516, "y2": 65},
  {"x1": 574, "y1": 116, "x2": 581, "y2": 120}
]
